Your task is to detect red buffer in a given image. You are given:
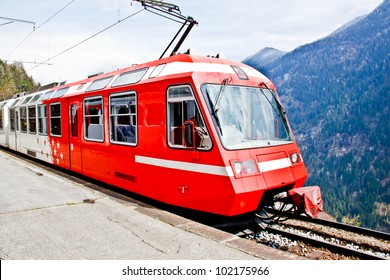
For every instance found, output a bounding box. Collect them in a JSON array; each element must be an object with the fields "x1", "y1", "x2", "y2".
[{"x1": 288, "y1": 186, "x2": 323, "y2": 219}]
